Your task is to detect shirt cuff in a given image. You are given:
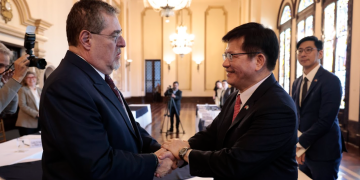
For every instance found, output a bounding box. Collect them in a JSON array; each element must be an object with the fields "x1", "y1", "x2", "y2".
[{"x1": 296, "y1": 143, "x2": 308, "y2": 157}]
